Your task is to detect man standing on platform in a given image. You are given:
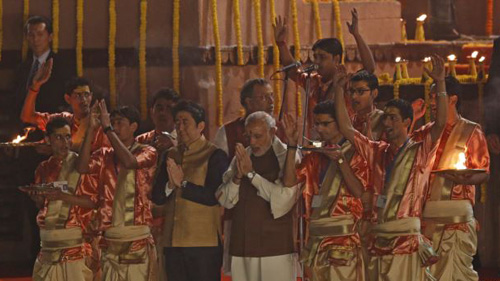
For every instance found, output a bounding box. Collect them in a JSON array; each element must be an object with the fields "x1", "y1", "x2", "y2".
[
  {"x1": 285, "y1": 100, "x2": 368, "y2": 281},
  {"x1": 217, "y1": 111, "x2": 300, "y2": 281},
  {"x1": 213, "y1": 78, "x2": 286, "y2": 275},
  {"x1": 78, "y1": 102, "x2": 158, "y2": 281},
  {"x1": 29, "y1": 117, "x2": 97, "y2": 281},
  {"x1": 421, "y1": 76, "x2": 489, "y2": 281},
  {"x1": 334, "y1": 56, "x2": 448, "y2": 281},
  {"x1": 152, "y1": 100, "x2": 228, "y2": 281},
  {"x1": 273, "y1": 9, "x2": 375, "y2": 129},
  {"x1": 21, "y1": 63, "x2": 108, "y2": 153}
]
